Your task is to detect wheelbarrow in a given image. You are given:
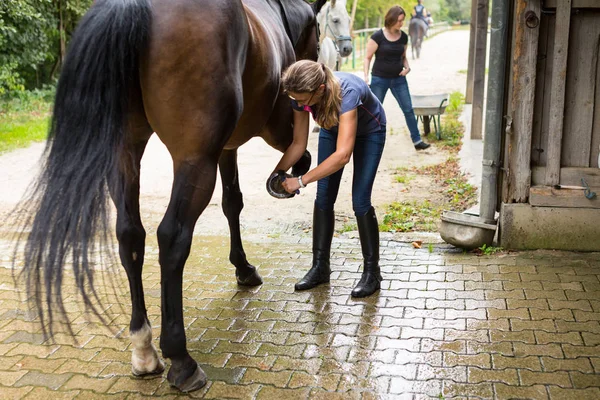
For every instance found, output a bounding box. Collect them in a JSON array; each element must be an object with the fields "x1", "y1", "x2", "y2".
[{"x1": 411, "y1": 93, "x2": 449, "y2": 140}]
